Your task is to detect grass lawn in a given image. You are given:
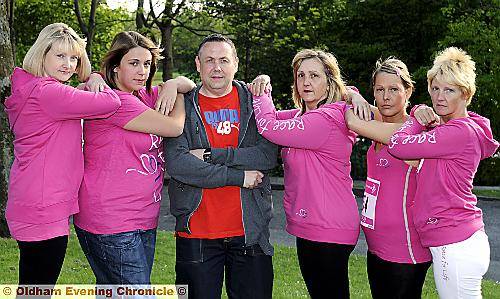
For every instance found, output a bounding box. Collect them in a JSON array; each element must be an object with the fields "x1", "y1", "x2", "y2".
[
  {"x1": 1, "y1": 230, "x2": 499, "y2": 298},
  {"x1": 473, "y1": 188, "x2": 500, "y2": 199}
]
